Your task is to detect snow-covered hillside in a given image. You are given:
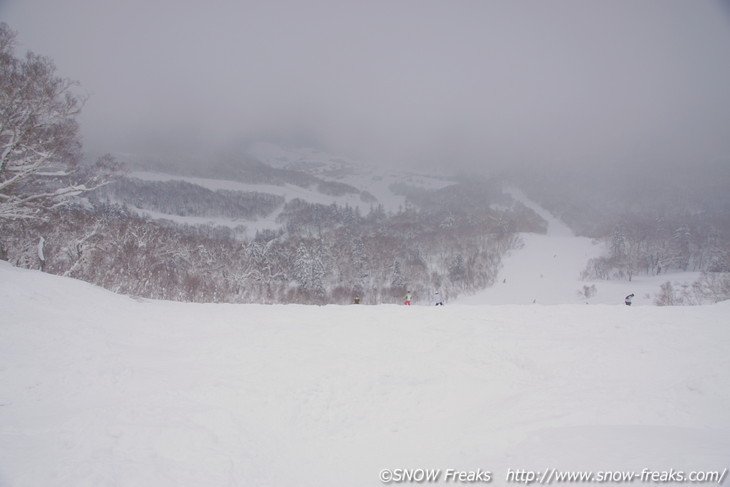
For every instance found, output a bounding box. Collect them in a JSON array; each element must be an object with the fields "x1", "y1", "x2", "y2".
[
  {"x1": 127, "y1": 167, "x2": 452, "y2": 238},
  {"x1": 118, "y1": 142, "x2": 454, "y2": 237},
  {"x1": 243, "y1": 140, "x2": 454, "y2": 209},
  {"x1": 457, "y1": 189, "x2": 701, "y2": 306},
  {"x1": 128, "y1": 170, "x2": 372, "y2": 236},
  {"x1": 1, "y1": 261, "x2": 728, "y2": 486}
]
